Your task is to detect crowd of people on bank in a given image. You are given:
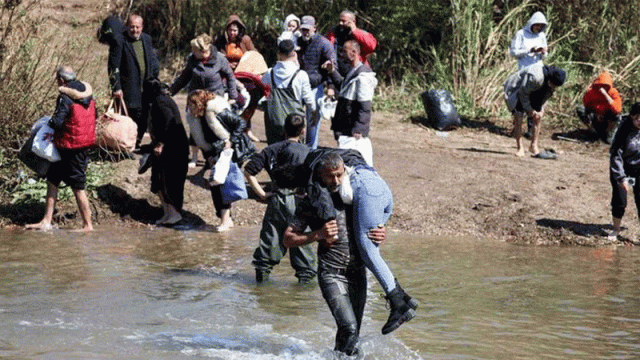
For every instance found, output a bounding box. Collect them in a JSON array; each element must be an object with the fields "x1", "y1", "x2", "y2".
[
  {"x1": 20, "y1": 8, "x2": 640, "y2": 356},
  {"x1": 24, "y1": 10, "x2": 417, "y2": 356}
]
